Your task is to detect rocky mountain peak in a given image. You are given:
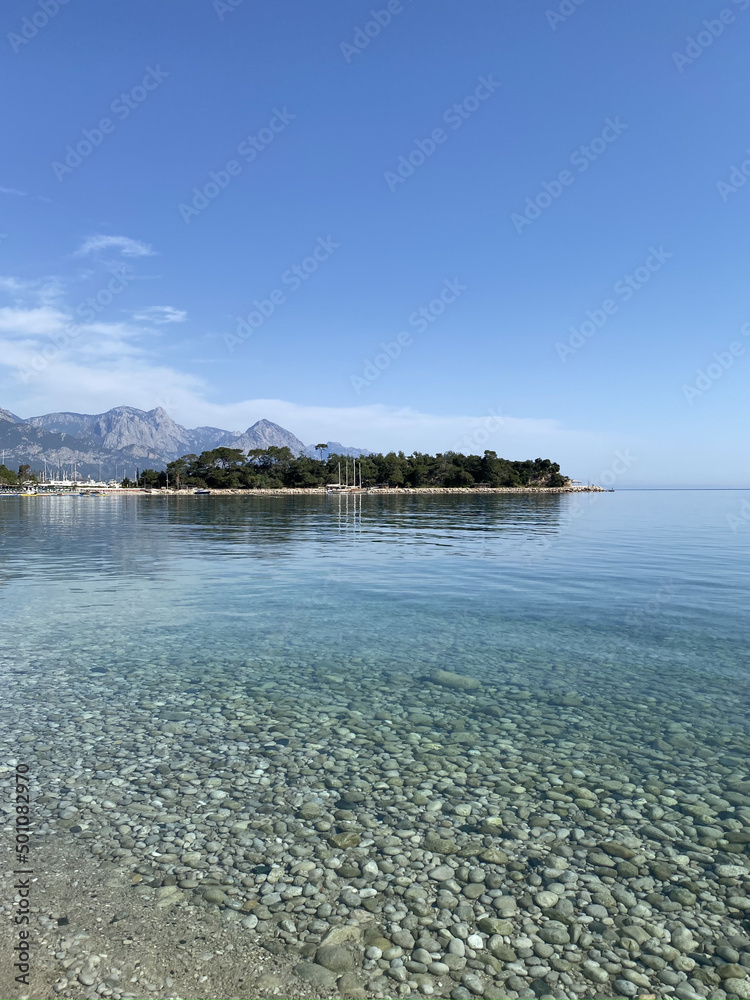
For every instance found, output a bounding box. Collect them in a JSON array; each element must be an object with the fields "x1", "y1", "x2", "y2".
[{"x1": 0, "y1": 403, "x2": 368, "y2": 478}]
